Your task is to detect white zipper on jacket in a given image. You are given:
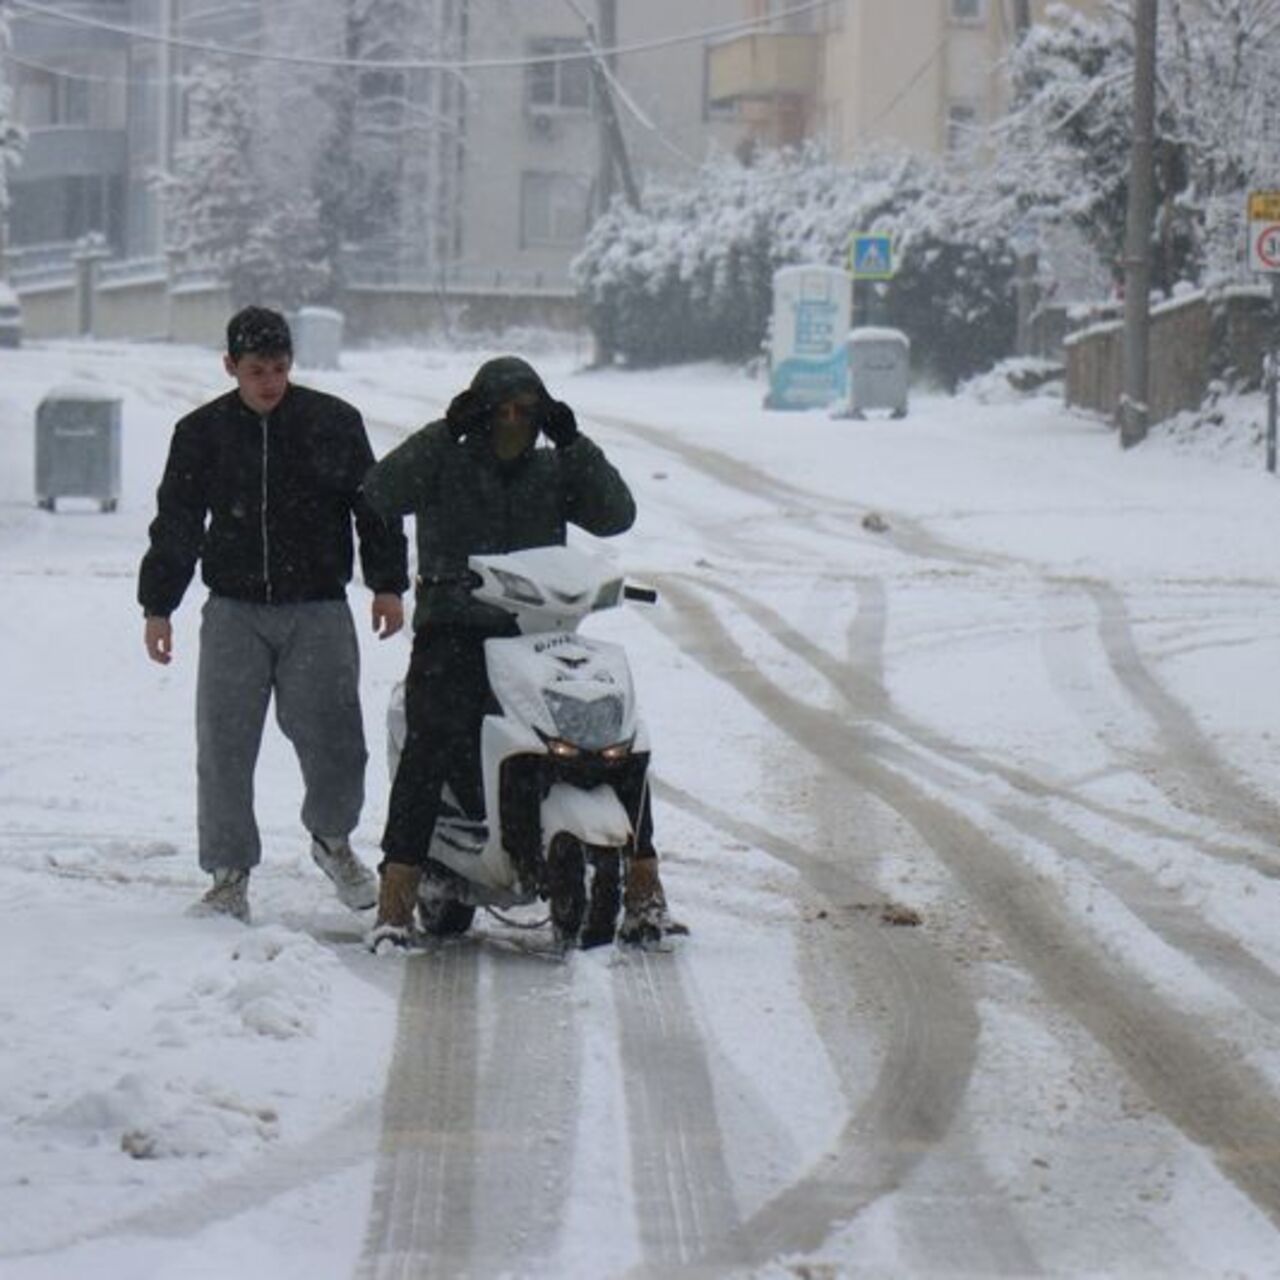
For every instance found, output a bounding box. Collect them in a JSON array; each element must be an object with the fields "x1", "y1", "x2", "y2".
[{"x1": 260, "y1": 415, "x2": 272, "y2": 603}]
